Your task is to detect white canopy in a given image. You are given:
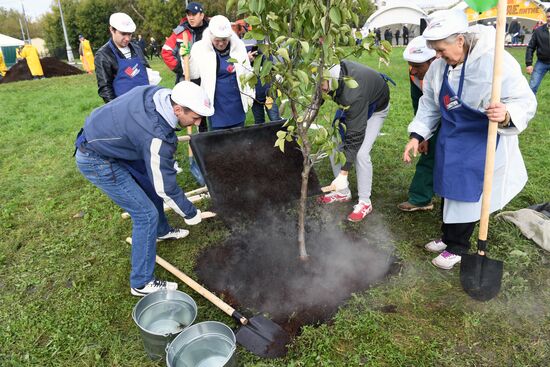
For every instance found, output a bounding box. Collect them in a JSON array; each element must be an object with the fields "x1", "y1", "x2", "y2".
[
  {"x1": 364, "y1": 1, "x2": 427, "y2": 30},
  {"x1": 0, "y1": 33, "x2": 25, "y2": 47}
]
